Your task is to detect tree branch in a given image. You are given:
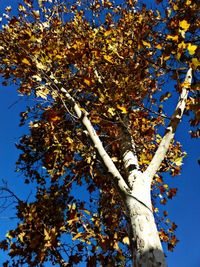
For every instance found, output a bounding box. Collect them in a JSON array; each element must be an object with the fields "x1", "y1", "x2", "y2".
[
  {"x1": 58, "y1": 86, "x2": 131, "y2": 197},
  {"x1": 144, "y1": 68, "x2": 193, "y2": 183}
]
